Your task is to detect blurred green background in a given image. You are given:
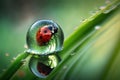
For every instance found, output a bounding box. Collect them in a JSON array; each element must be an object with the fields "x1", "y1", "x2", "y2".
[{"x1": 0, "y1": 0, "x2": 110, "y2": 79}]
